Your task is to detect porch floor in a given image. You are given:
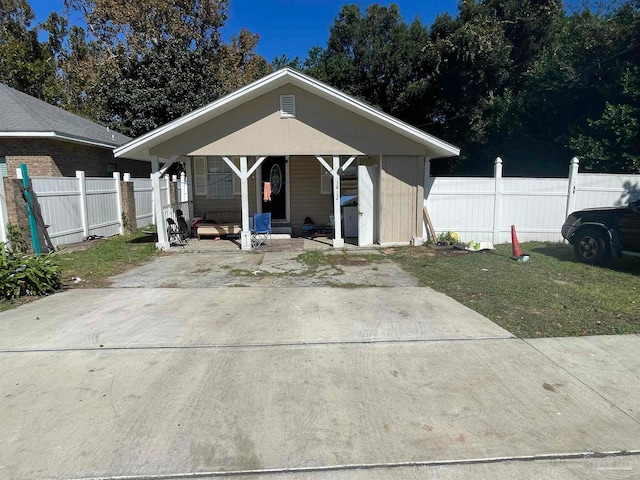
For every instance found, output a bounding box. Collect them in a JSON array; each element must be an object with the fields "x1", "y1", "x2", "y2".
[{"x1": 176, "y1": 236, "x2": 362, "y2": 253}]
